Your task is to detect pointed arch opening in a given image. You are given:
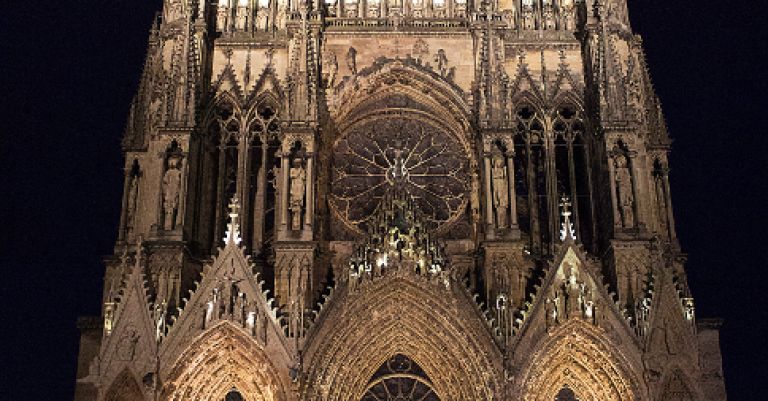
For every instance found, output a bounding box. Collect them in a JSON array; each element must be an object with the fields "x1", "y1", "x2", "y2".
[
  {"x1": 162, "y1": 322, "x2": 286, "y2": 401},
  {"x1": 360, "y1": 354, "x2": 441, "y2": 401},
  {"x1": 519, "y1": 320, "x2": 642, "y2": 401}
]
